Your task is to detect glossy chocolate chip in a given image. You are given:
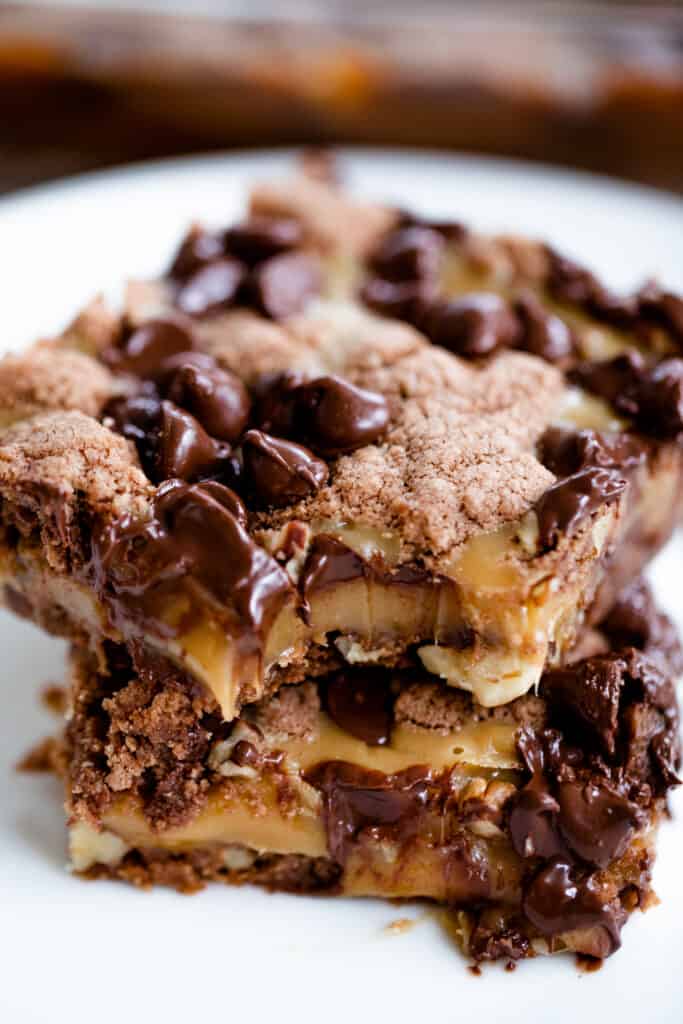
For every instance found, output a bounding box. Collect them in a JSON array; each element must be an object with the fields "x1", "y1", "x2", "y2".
[
  {"x1": 523, "y1": 857, "x2": 623, "y2": 953},
  {"x1": 168, "y1": 227, "x2": 225, "y2": 280},
  {"x1": 252, "y1": 371, "x2": 307, "y2": 437},
  {"x1": 156, "y1": 401, "x2": 231, "y2": 483},
  {"x1": 369, "y1": 226, "x2": 445, "y2": 282},
  {"x1": 293, "y1": 375, "x2": 390, "y2": 455},
  {"x1": 175, "y1": 257, "x2": 246, "y2": 318},
  {"x1": 104, "y1": 393, "x2": 162, "y2": 475},
  {"x1": 508, "y1": 774, "x2": 563, "y2": 860},
  {"x1": 359, "y1": 276, "x2": 436, "y2": 323},
  {"x1": 224, "y1": 217, "x2": 303, "y2": 266},
  {"x1": 103, "y1": 319, "x2": 195, "y2": 378},
  {"x1": 305, "y1": 761, "x2": 431, "y2": 864},
  {"x1": 539, "y1": 427, "x2": 646, "y2": 478},
  {"x1": 556, "y1": 781, "x2": 643, "y2": 868},
  {"x1": 534, "y1": 467, "x2": 627, "y2": 550},
  {"x1": 251, "y1": 251, "x2": 321, "y2": 320},
  {"x1": 94, "y1": 479, "x2": 292, "y2": 641},
  {"x1": 165, "y1": 360, "x2": 251, "y2": 442},
  {"x1": 241, "y1": 429, "x2": 328, "y2": 507},
  {"x1": 420, "y1": 293, "x2": 520, "y2": 357},
  {"x1": 515, "y1": 292, "x2": 574, "y2": 364},
  {"x1": 325, "y1": 670, "x2": 394, "y2": 747}
]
